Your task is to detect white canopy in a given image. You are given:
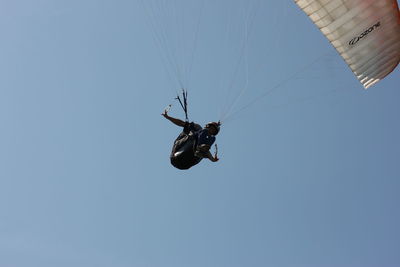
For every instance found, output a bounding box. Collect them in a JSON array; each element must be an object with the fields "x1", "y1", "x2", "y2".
[{"x1": 295, "y1": 0, "x2": 400, "y2": 88}]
